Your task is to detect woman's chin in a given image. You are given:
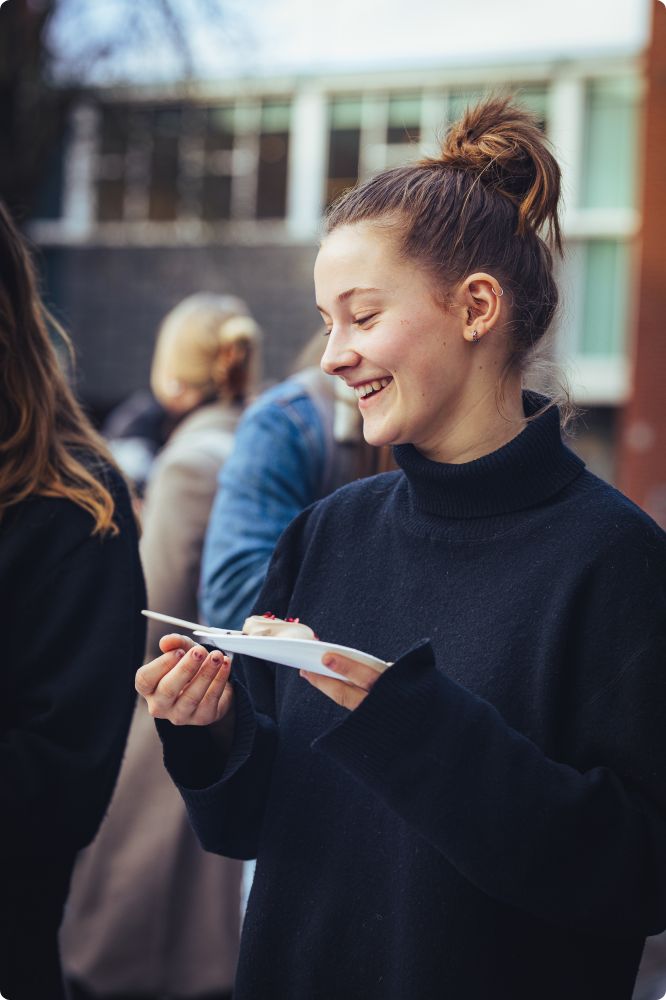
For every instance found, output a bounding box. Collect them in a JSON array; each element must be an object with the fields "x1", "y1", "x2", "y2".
[{"x1": 361, "y1": 423, "x2": 400, "y2": 450}]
